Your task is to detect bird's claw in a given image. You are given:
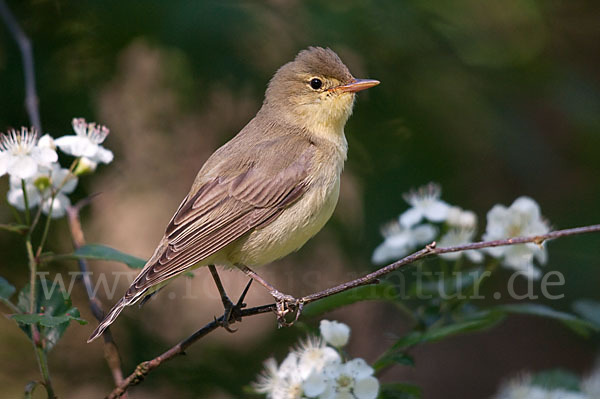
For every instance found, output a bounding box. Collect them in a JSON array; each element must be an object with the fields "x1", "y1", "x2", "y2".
[{"x1": 271, "y1": 291, "x2": 303, "y2": 327}]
